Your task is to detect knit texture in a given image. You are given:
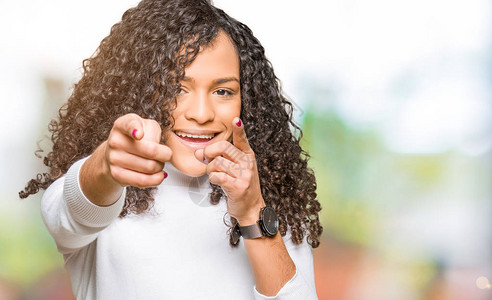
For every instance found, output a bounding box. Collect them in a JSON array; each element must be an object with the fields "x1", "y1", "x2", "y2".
[
  {"x1": 64, "y1": 157, "x2": 126, "y2": 227},
  {"x1": 41, "y1": 158, "x2": 318, "y2": 299}
]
